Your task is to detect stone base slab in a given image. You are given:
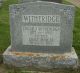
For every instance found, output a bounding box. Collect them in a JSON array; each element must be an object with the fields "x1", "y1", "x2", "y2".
[{"x1": 3, "y1": 46, "x2": 78, "y2": 71}]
